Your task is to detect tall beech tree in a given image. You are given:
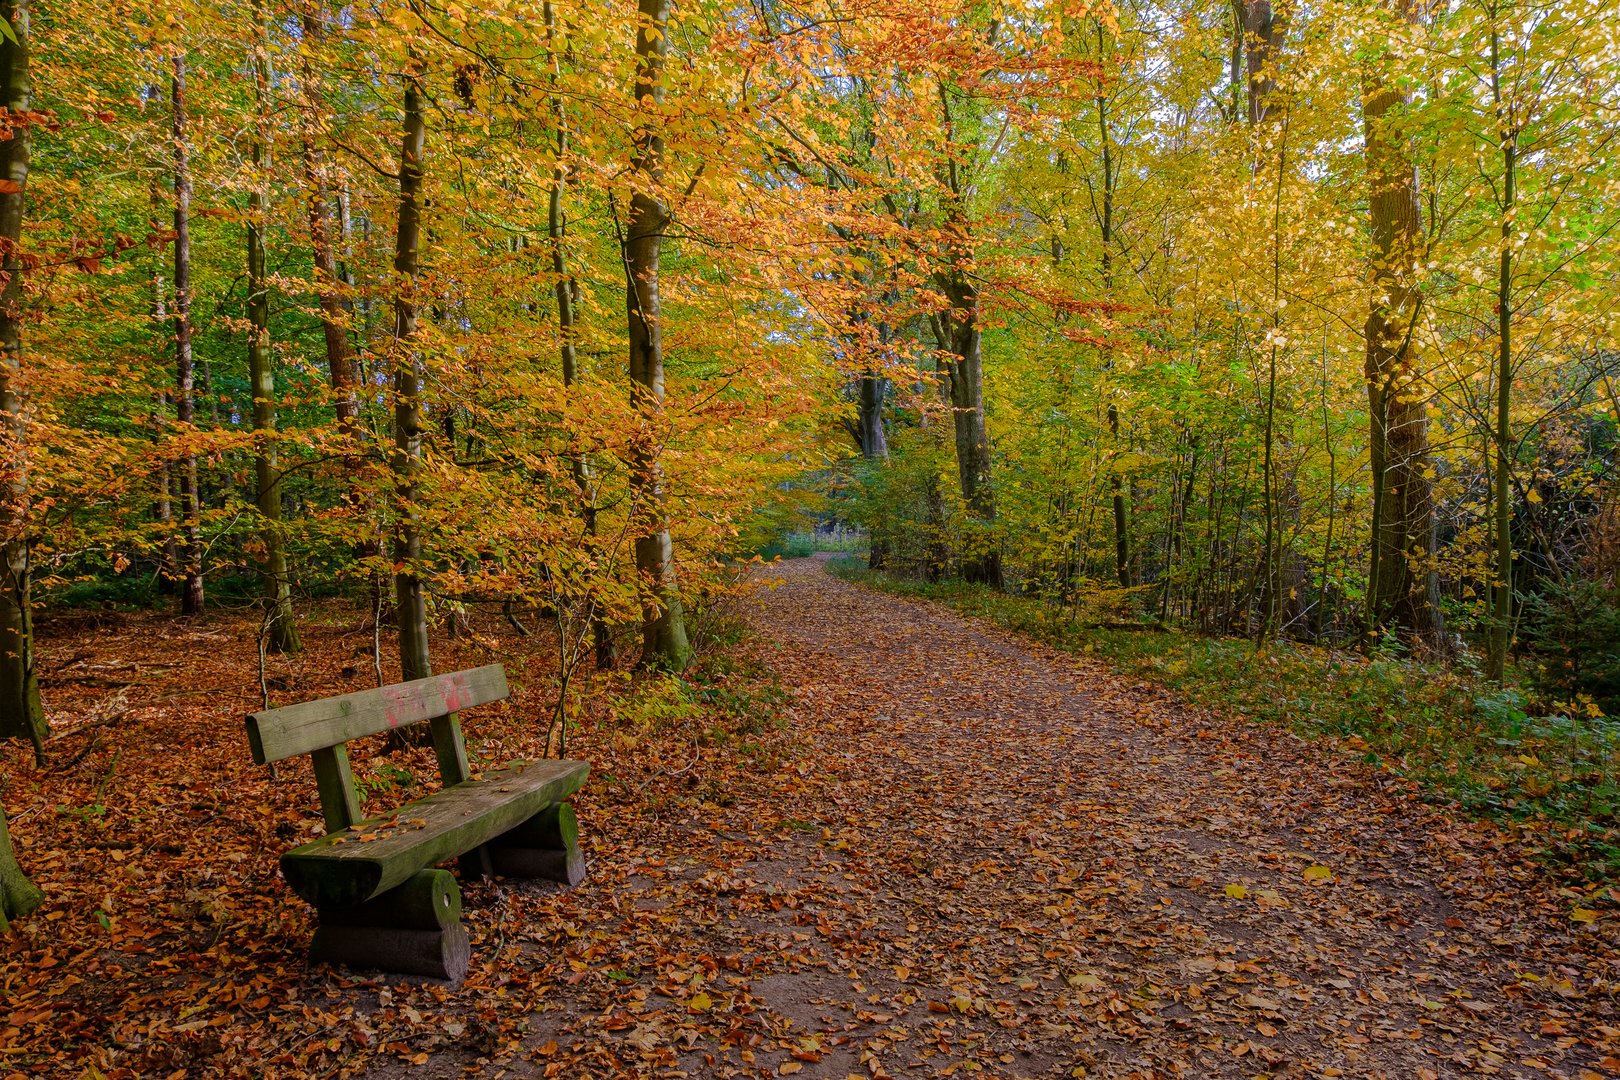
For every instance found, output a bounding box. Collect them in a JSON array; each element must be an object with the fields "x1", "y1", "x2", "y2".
[
  {"x1": 391, "y1": 56, "x2": 430, "y2": 683},
  {"x1": 249, "y1": 5, "x2": 299, "y2": 654},
  {"x1": 298, "y1": 3, "x2": 364, "y2": 446},
  {"x1": 545, "y1": 0, "x2": 611, "y2": 669},
  {"x1": 932, "y1": 72, "x2": 1001, "y2": 588},
  {"x1": 171, "y1": 51, "x2": 204, "y2": 615},
  {"x1": 0, "y1": 0, "x2": 42, "y2": 760},
  {"x1": 623, "y1": 0, "x2": 691, "y2": 670},
  {"x1": 1361, "y1": 0, "x2": 1445, "y2": 652}
]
